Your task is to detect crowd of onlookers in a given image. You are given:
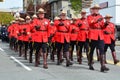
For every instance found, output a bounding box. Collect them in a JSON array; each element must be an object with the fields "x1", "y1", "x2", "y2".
[{"x1": 0, "y1": 25, "x2": 9, "y2": 42}]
